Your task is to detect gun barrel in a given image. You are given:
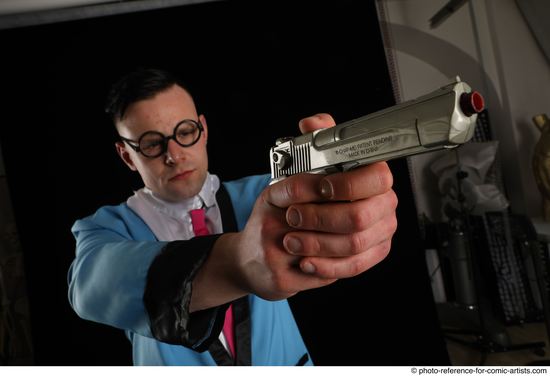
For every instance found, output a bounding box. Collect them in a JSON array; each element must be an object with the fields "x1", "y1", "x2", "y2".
[{"x1": 270, "y1": 77, "x2": 484, "y2": 182}]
